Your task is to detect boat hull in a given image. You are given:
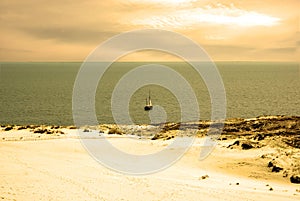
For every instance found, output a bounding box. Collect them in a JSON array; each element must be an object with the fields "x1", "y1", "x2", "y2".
[{"x1": 144, "y1": 105, "x2": 153, "y2": 111}]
